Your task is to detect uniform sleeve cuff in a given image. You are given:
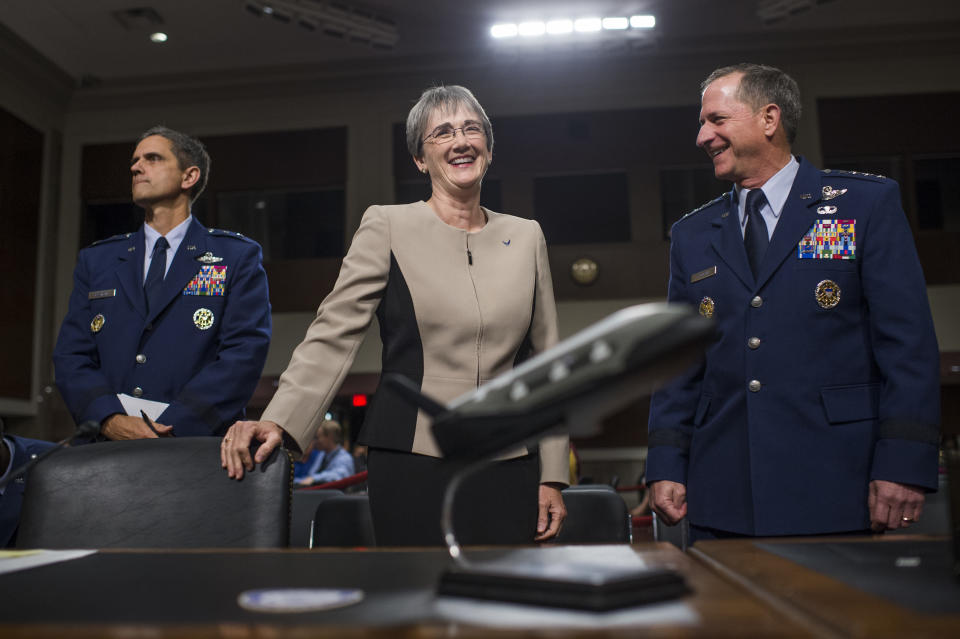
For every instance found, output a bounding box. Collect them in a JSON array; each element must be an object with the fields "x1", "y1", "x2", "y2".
[
  {"x1": 82, "y1": 394, "x2": 126, "y2": 427},
  {"x1": 870, "y1": 438, "x2": 939, "y2": 490},
  {"x1": 645, "y1": 446, "x2": 689, "y2": 485}
]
